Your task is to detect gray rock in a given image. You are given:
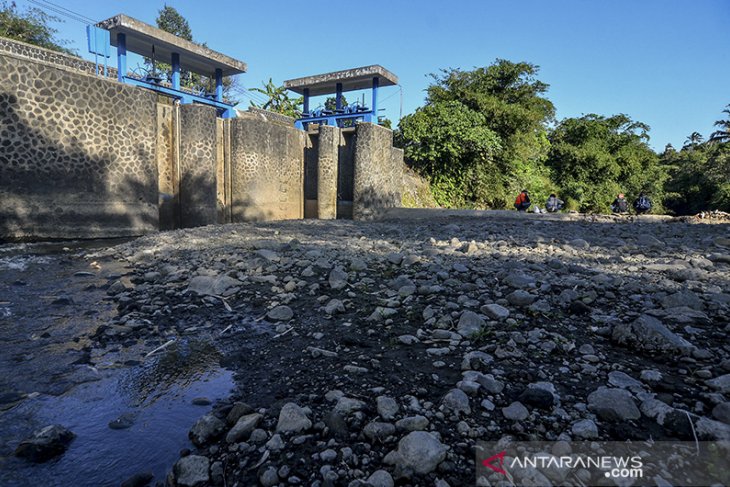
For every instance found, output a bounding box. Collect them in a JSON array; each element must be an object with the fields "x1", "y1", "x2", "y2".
[
  {"x1": 189, "y1": 413, "x2": 226, "y2": 446},
  {"x1": 14, "y1": 424, "x2": 75, "y2": 463},
  {"x1": 640, "y1": 370, "x2": 663, "y2": 383},
  {"x1": 480, "y1": 399, "x2": 495, "y2": 411},
  {"x1": 267, "y1": 305, "x2": 294, "y2": 321},
  {"x1": 441, "y1": 389, "x2": 471, "y2": 415},
  {"x1": 456, "y1": 311, "x2": 485, "y2": 337},
  {"x1": 350, "y1": 258, "x2": 368, "y2": 271},
  {"x1": 707, "y1": 374, "x2": 730, "y2": 394},
  {"x1": 225, "y1": 413, "x2": 262, "y2": 443},
  {"x1": 334, "y1": 397, "x2": 366, "y2": 415},
  {"x1": 259, "y1": 466, "x2": 279, "y2": 487},
  {"x1": 329, "y1": 267, "x2": 348, "y2": 290},
  {"x1": 367, "y1": 469, "x2": 394, "y2": 487},
  {"x1": 395, "y1": 415, "x2": 429, "y2": 431},
  {"x1": 712, "y1": 403, "x2": 730, "y2": 425},
  {"x1": 391, "y1": 431, "x2": 447, "y2": 475},
  {"x1": 276, "y1": 403, "x2": 312, "y2": 433},
  {"x1": 188, "y1": 275, "x2": 241, "y2": 296},
  {"x1": 173, "y1": 455, "x2": 210, "y2": 487},
  {"x1": 608, "y1": 371, "x2": 644, "y2": 391},
  {"x1": 320, "y1": 448, "x2": 338, "y2": 462},
  {"x1": 397, "y1": 334, "x2": 419, "y2": 345},
  {"x1": 265, "y1": 433, "x2": 285, "y2": 451},
  {"x1": 662, "y1": 290, "x2": 703, "y2": 310},
  {"x1": 502, "y1": 401, "x2": 529, "y2": 421},
  {"x1": 587, "y1": 388, "x2": 640, "y2": 421},
  {"x1": 504, "y1": 273, "x2": 536, "y2": 288},
  {"x1": 324, "y1": 298, "x2": 345, "y2": 315},
  {"x1": 461, "y1": 351, "x2": 494, "y2": 370},
  {"x1": 506, "y1": 290, "x2": 537, "y2": 306},
  {"x1": 481, "y1": 303, "x2": 510, "y2": 320},
  {"x1": 611, "y1": 314, "x2": 694, "y2": 354},
  {"x1": 571, "y1": 419, "x2": 598, "y2": 439},
  {"x1": 364, "y1": 422, "x2": 396, "y2": 441},
  {"x1": 377, "y1": 396, "x2": 400, "y2": 420}
]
